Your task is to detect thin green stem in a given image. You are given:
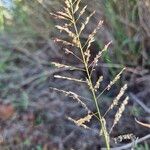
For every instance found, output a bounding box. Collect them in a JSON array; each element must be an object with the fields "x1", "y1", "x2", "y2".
[{"x1": 69, "y1": 2, "x2": 110, "y2": 149}]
